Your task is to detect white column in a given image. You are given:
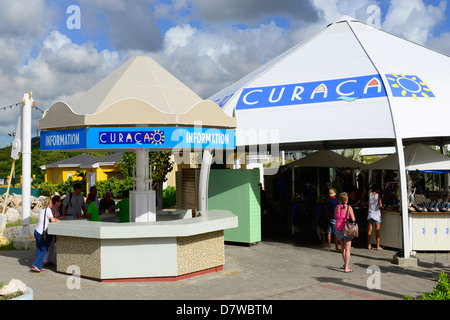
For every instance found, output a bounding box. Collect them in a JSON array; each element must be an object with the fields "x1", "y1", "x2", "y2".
[
  {"x1": 130, "y1": 149, "x2": 156, "y2": 222},
  {"x1": 199, "y1": 149, "x2": 213, "y2": 215},
  {"x1": 20, "y1": 93, "x2": 33, "y2": 238},
  {"x1": 135, "y1": 149, "x2": 150, "y2": 192}
]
